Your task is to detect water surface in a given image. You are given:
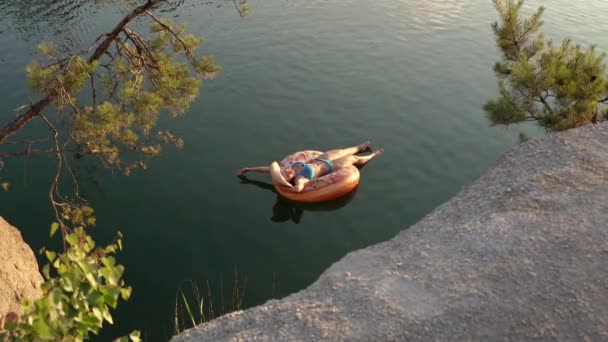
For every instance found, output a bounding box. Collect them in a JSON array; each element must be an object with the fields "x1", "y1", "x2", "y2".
[{"x1": 1, "y1": 0, "x2": 608, "y2": 340}]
